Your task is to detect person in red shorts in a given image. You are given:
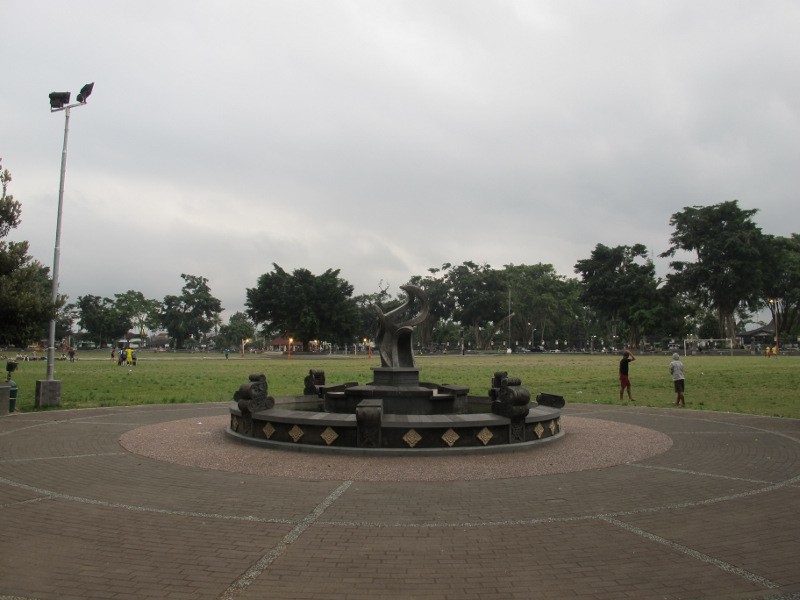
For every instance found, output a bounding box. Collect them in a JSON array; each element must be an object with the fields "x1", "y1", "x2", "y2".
[{"x1": 619, "y1": 349, "x2": 636, "y2": 401}]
